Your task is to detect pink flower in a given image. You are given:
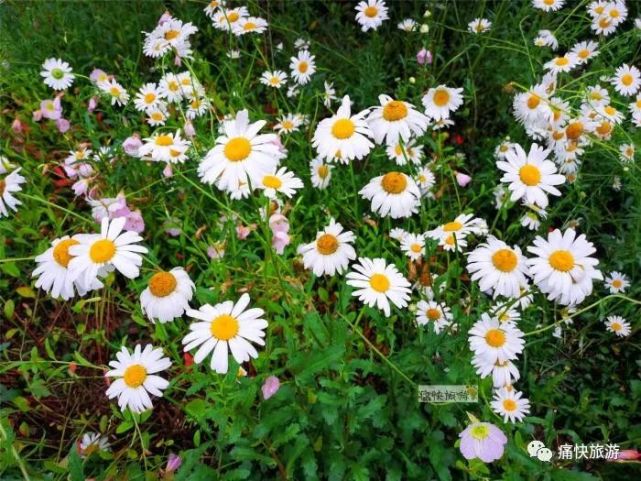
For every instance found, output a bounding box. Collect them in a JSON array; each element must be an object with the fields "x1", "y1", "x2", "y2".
[
  {"x1": 40, "y1": 98, "x2": 62, "y2": 120},
  {"x1": 163, "y1": 164, "x2": 173, "y2": 178},
  {"x1": 32, "y1": 110, "x2": 43, "y2": 122},
  {"x1": 207, "y1": 244, "x2": 225, "y2": 259},
  {"x1": 72, "y1": 178, "x2": 90, "y2": 197},
  {"x1": 56, "y1": 118, "x2": 70, "y2": 133},
  {"x1": 174, "y1": 55, "x2": 182, "y2": 67},
  {"x1": 272, "y1": 231, "x2": 290, "y2": 255},
  {"x1": 88, "y1": 96, "x2": 98, "y2": 112},
  {"x1": 123, "y1": 134, "x2": 143, "y2": 157},
  {"x1": 236, "y1": 224, "x2": 251, "y2": 240},
  {"x1": 611, "y1": 449, "x2": 641, "y2": 461},
  {"x1": 459, "y1": 422, "x2": 507, "y2": 463},
  {"x1": 165, "y1": 452, "x2": 182, "y2": 473},
  {"x1": 90, "y1": 68, "x2": 107, "y2": 83},
  {"x1": 124, "y1": 210, "x2": 145, "y2": 234},
  {"x1": 417, "y1": 48, "x2": 432, "y2": 65},
  {"x1": 158, "y1": 11, "x2": 172, "y2": 25},
  {"x1": 261, "y1": 376, "x2": 280, "y2": 400},
  {"x1": 183, "y1": 120, "x2": 196, "y2": 138},
  {"x1": 269, "y1": 213, "x2": 289, "y2": 234},
  {"x1": 11, "y1": 118, "x2": 23, "y2": 134},
  {"x1": 455, "y1": 172, "x2": 472, "y2": 187}
]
